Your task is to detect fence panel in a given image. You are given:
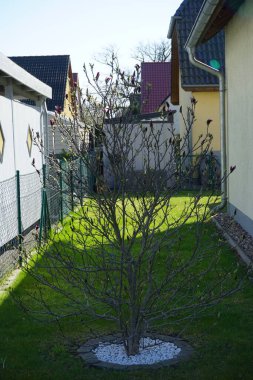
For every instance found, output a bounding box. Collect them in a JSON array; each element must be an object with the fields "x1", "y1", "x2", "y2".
[
  {"x1": 46, "y1": 163, "x2": 62, "y2": 225},
  {"x1": 0, "y1": 176, "x2": 18, "y2": 250},
  {"x1": 20, "y1": 171, "x2": 42, "y2": 232}
]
